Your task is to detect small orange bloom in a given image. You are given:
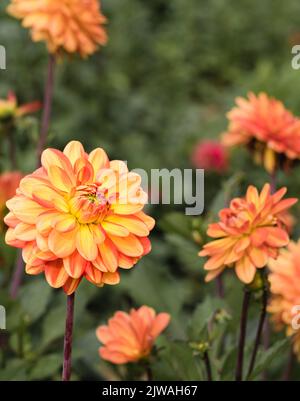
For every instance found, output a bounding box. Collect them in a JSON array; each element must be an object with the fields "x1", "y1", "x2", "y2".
[
  {"x1": 0, "y1": 91, "x2": 41, "y2": 121},
  {"x1": 96, "y1": 306, "x2": 170, "y2": 364},
  {"x1": 199, "y1": 184, "x2": 297, "y2": 284},
  {"x1": 4, "y1": 141, "x2": 155, "y2": 294},
  {"x1": 221, "y1": 92, "x2": 300, "y2": 172},
  {"x1": 268, "y1": 240, "x2": 300, "y2": 360},
  {"x1": 7, "y1": 0, "x2": 107, "y2": 57},
  {"x1": 0, "y1": 171, "x2": 23, "y2": 221}
]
